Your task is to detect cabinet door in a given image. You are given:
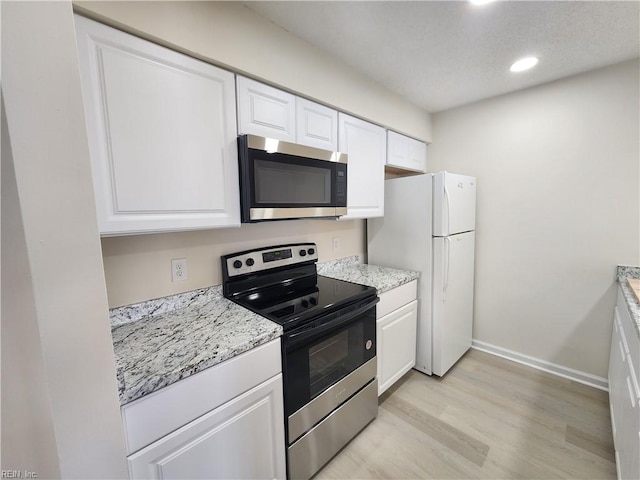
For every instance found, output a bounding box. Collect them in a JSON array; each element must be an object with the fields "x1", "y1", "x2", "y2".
[
  {"x1": 338, "y1": 113, "x2": 386, "y2": 219},
  {"x1": 236, "y1": 76, "x2": 296, "y2": 142},
  {"x1": 387, "y1": 131, "x2": 427, "y2": 173},
  {"x1": 377, "y1": 300, "x2": 418, "y2": 396},
  {"x1": 609, "y1": 308, "x2": 627, "y2": 449},
  {"x1": 75, "y1": 15, "x2": 240, "y2": 235},
  {"x1": 610, "y1": 291, "x2": 640, "y2": 480},
  {"x1": 128, "y1": 374, "x2": 286, "y2": 480},
  {"x1": 295, "y1": 97, "x2": 338, "y2": 150}
]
